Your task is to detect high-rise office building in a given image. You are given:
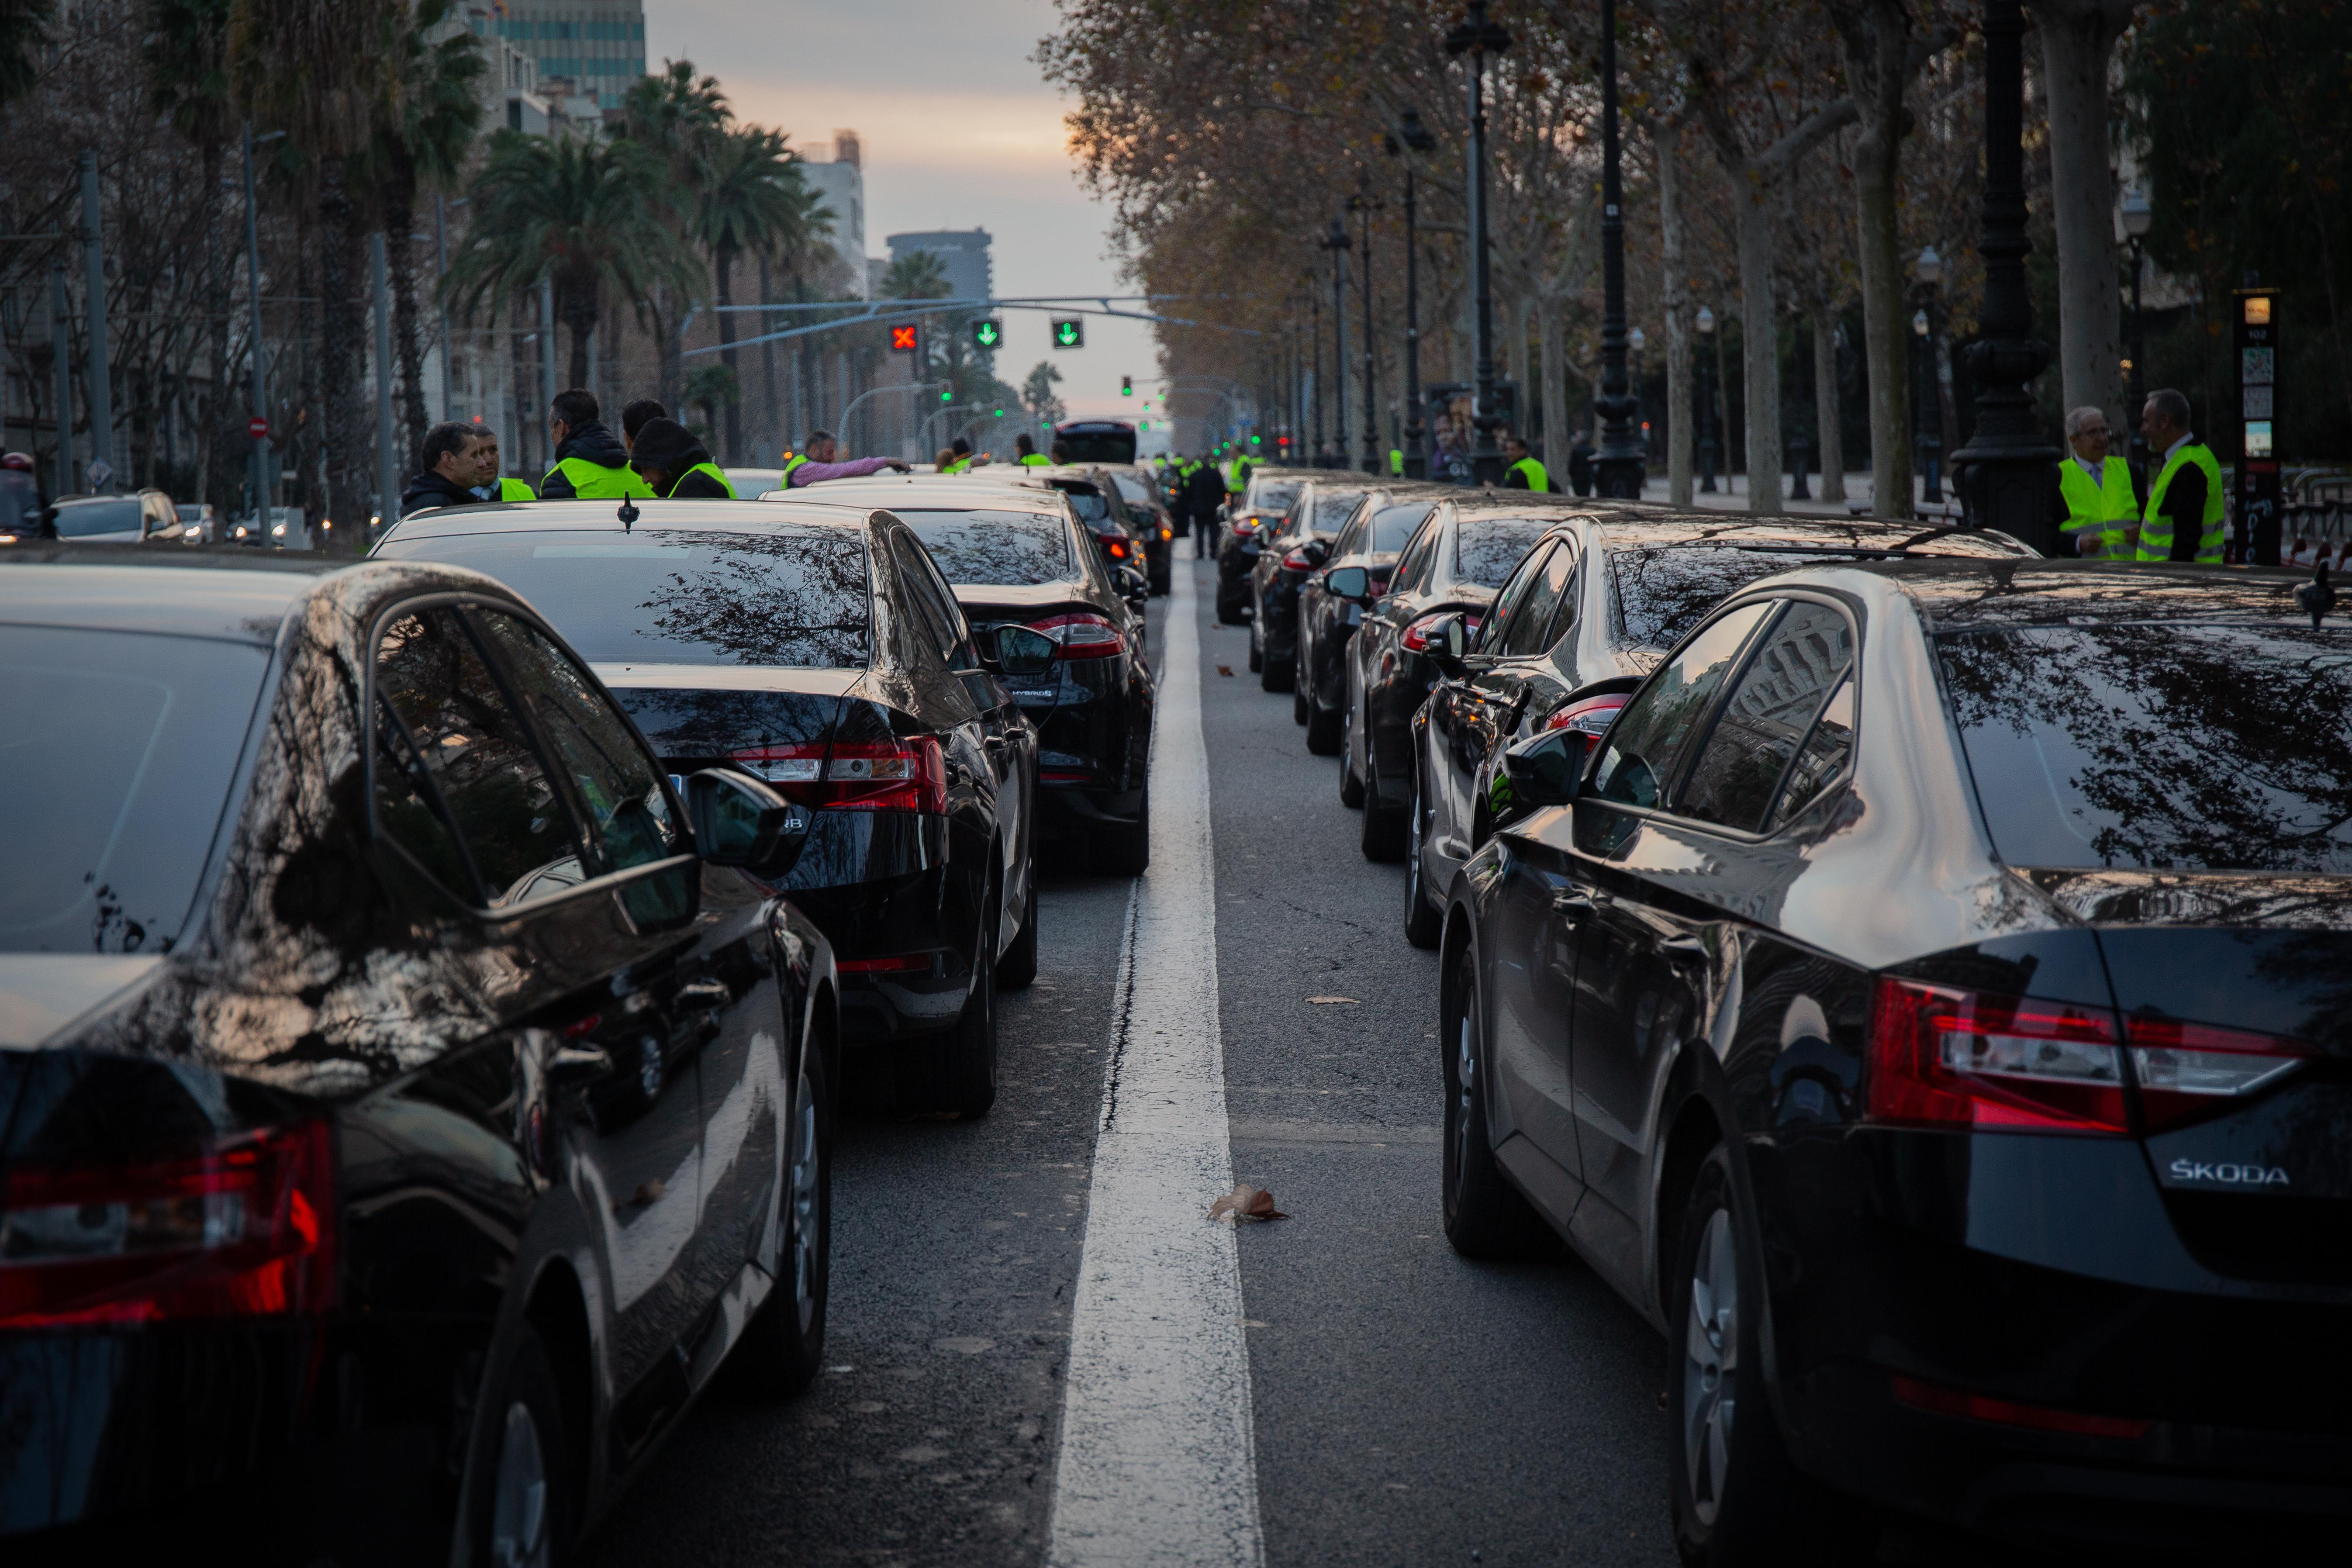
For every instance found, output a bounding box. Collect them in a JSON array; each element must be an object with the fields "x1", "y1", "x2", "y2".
[
  {"x1": 487, "y1": 2, "x2": 647, "y2": 114},
  {"x1": 886, "y1": 230, "x2": 993, "y2": 306},
  {"x1": 801, "y1": 131, "x2": 868, "y2": 299}
]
